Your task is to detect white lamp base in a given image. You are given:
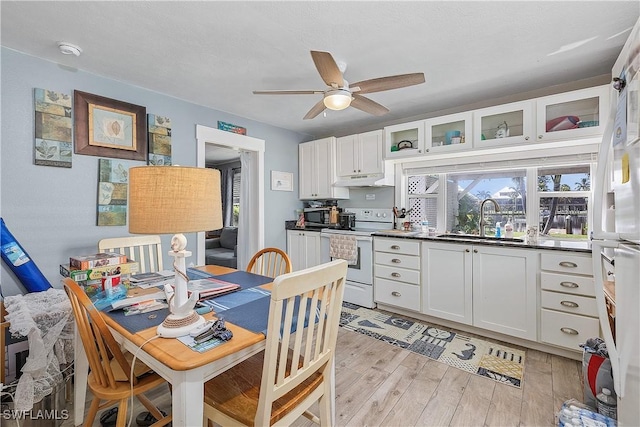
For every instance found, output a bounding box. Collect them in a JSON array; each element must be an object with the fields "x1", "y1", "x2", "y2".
[{"x1": 157, "y1": 312, "x2": 205, "y2": 338}]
